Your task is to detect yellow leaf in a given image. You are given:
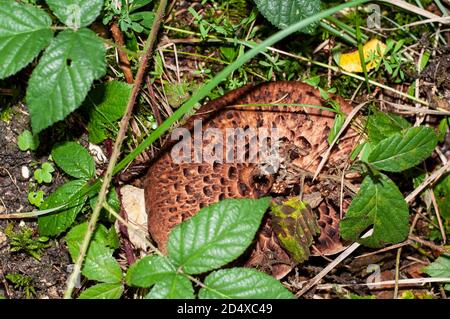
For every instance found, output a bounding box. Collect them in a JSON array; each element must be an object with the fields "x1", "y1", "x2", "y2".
[{"x1": 337, "y1": 39, "x2": 387, "y2": 73}]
